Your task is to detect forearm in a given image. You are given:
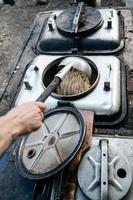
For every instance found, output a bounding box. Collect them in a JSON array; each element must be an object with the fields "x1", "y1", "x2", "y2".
[
  {"x1": 0, "y1": 134, "x2": 12, "y2": 156},
  {"x1": 0, "y1": 102, "x2": 45, "y2": 156},
  {"x1": 0, "y1": 116, "x2": 18, "y2": 156}
]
